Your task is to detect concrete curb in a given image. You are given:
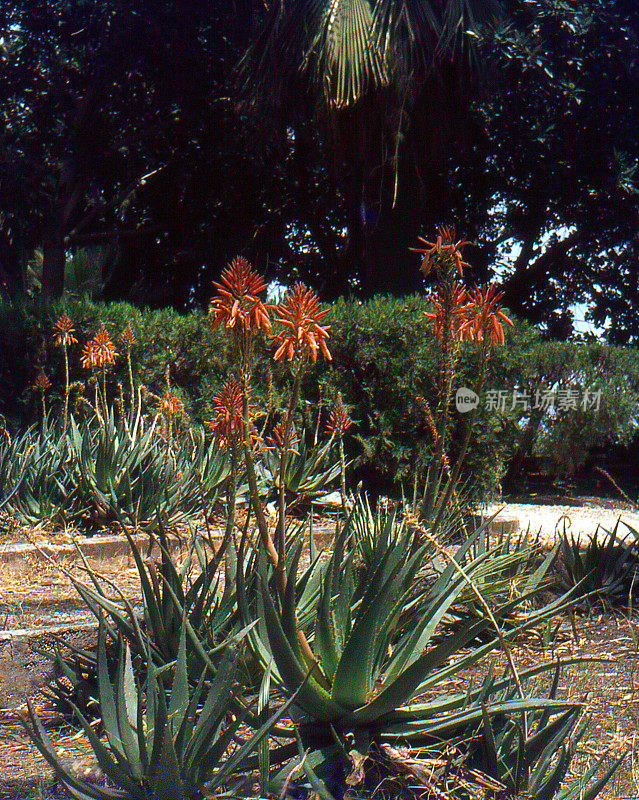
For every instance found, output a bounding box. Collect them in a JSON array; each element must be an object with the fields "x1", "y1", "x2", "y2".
[
  {"x1": 0, "y1": 531, "x2": 188, "y2": 569},
  {"x1": 0, "y1": 528, "x2": 339, "y2": 570},
  {"x1": 469, "y1": 514, "x2": 520, "y2": 537}
]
